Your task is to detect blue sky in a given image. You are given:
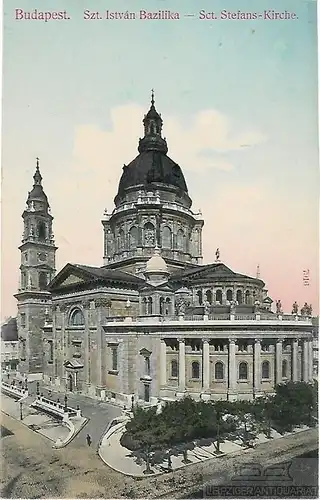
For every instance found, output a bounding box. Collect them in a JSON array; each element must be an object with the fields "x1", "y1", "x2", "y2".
[{"x1": 1, "y1": 0, "x2": 319, "y2": 318}]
